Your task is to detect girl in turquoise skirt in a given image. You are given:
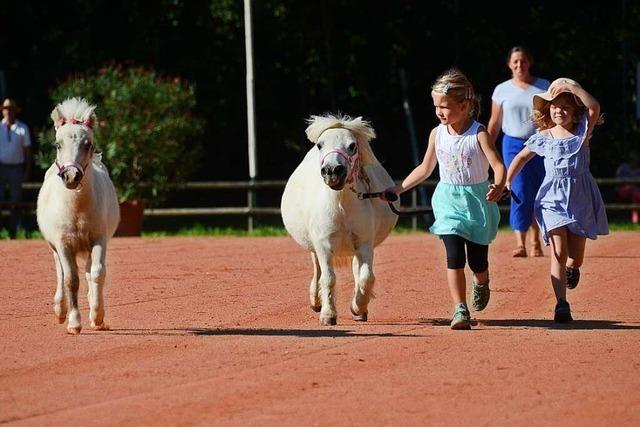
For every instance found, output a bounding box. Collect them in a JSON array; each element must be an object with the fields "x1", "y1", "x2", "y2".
[{"x1": 384, "y1": 69, "x2": 506, "y2": 329}]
